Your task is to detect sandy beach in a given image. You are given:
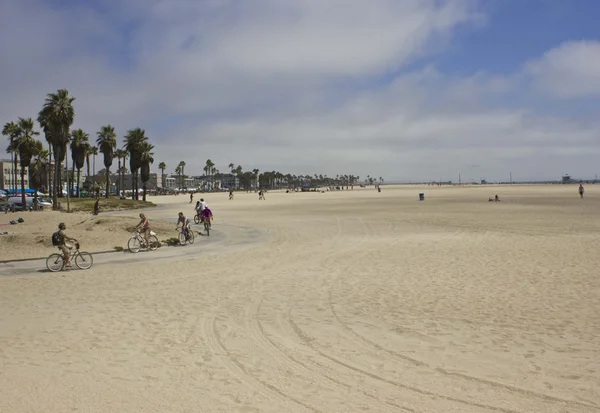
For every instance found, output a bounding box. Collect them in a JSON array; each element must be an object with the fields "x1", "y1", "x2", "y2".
[{"x1": 1, "y1": 185, "x2": 599, "y2": 412}]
